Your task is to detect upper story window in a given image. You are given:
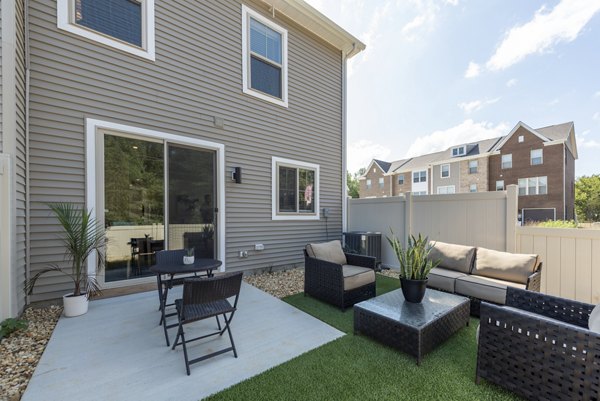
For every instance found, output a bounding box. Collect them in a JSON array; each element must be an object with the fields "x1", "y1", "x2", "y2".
[
  {"x1": 242, "y1": 6, "x2": 288, "y2": 107},
  {"x1": 501, "y1": 154, "x2": 512, "y2": 169},
  {"x1": 366, "y1": 179, "x2": 372, "y2": 189},
  {"x1": 378, "y1": 177, "x2": 384, "y2": 189},
  {"x1": 272, "y1": 157, "x2": 319, "y2": 220},
  {"x1": 413, "y1": 171, "x2": 426, "y2": 183},
  {"x1": 441, "y1": 164, "x2": 450, "y2": 178},
  {"x1": 469, "y1": 183, "x2": 477, "y2": 192},
  {"x1": 518, "y1": 135, "x2": 524, "y2": 143},
  {"x1": 398, "y1": 174, "x2": 405, "y2": 185},
  {"x1": 496, "y1": 180, "x2": 505, "y2": 191},
  {"x1": 57, "y1": 0, "x2": 155, "y2": 60},
  {"x1": 452, "y1": 146, "x2": 466, "y2": 157},
  {"x1": 519, "y1": 176, "x2": 547, "y2": 196},
  {"x1": 468, "y1": 160, "x2": 478, "y2": 174},
  {"x1": 531, "y1": 149, "x2": 543, "y2": 165}
]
